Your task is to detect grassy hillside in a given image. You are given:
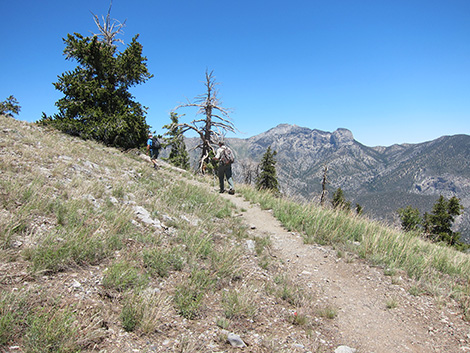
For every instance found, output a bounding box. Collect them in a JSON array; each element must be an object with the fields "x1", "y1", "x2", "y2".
[
  {"x1": 0, "y1": 116, "x2": 331, "y2": 352},
  {"x1": 1, "y1": 116, "x2": 470, "y2": 352}
]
